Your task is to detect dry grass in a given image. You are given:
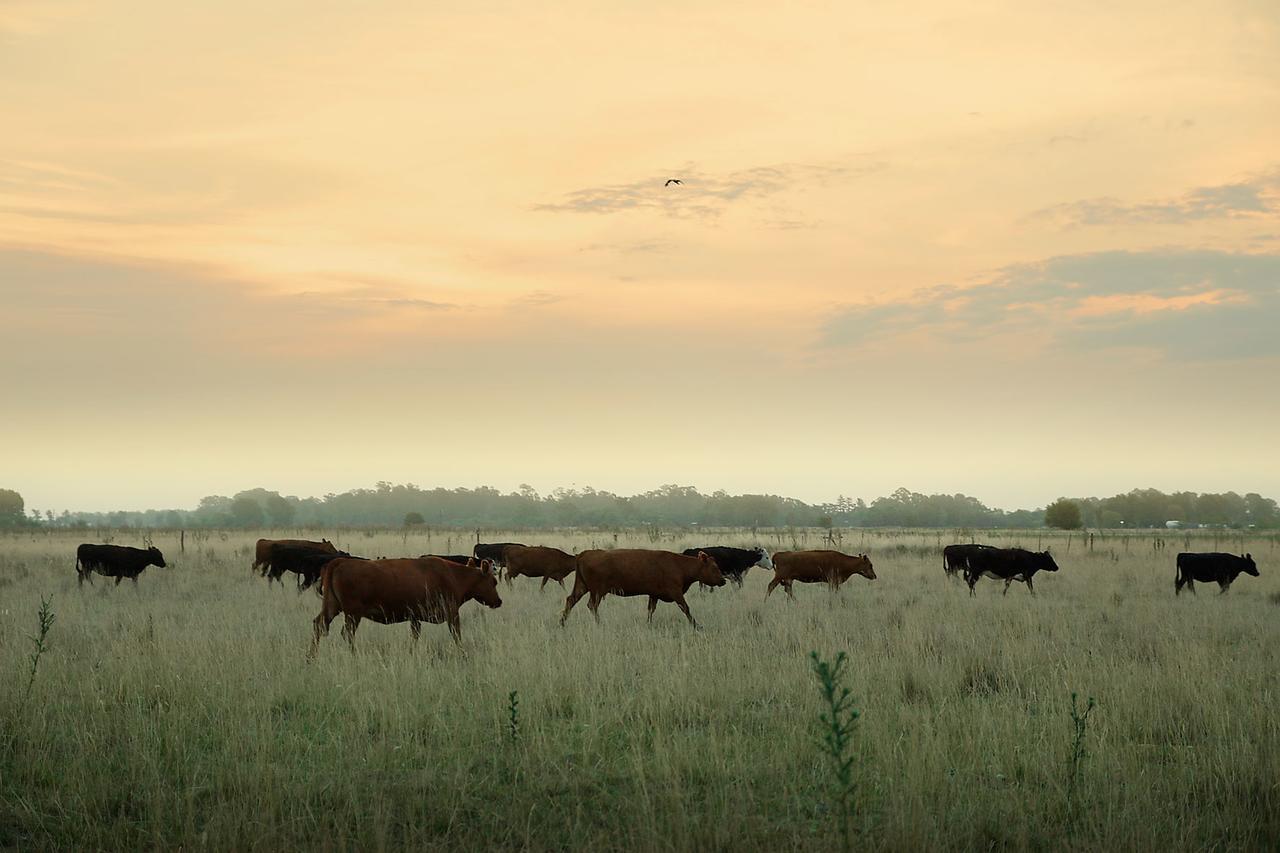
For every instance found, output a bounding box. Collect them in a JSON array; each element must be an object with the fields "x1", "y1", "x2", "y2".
[{"x1": 1, "y1": 527, "x2": 1277, "y2": 851}]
